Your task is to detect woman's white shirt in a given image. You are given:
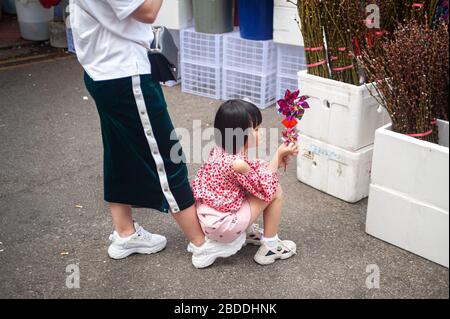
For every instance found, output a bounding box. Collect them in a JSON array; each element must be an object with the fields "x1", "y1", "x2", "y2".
[{"x1": 70, "y1": 0, "x2": 153, "y2": 81}]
